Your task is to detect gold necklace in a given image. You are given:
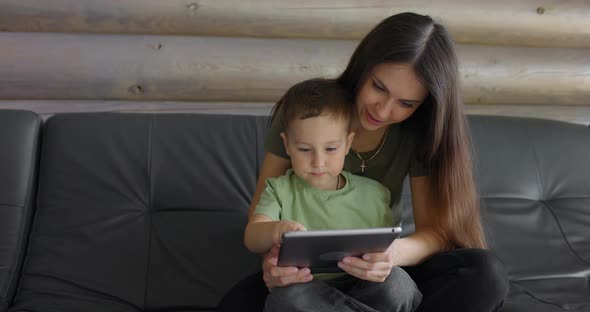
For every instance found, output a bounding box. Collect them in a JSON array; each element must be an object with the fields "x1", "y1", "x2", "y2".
[{"x1": 354, "y1": 127, "x2": 389, "y2": 173}]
